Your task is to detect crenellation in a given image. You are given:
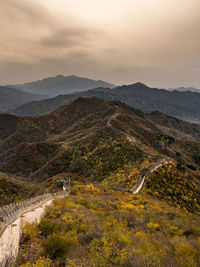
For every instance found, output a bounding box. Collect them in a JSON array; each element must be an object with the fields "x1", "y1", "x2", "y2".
[
  {"x1": 0, "y1": 190, "x2": 69, "y2": 266},
  {"x1": 0, "y1": 193, "x2": 59, "y2": 228}
]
